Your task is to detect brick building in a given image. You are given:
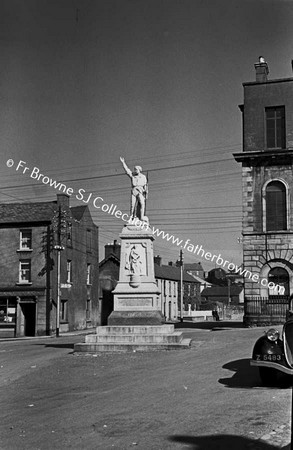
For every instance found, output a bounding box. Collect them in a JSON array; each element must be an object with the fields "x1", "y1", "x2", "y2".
[
  {"x1": 234, "y1": 57, "x2": 293, "y2": 325},
  {"x1": 0, "y1": 194, "x2": 99, "y2": 337}
]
